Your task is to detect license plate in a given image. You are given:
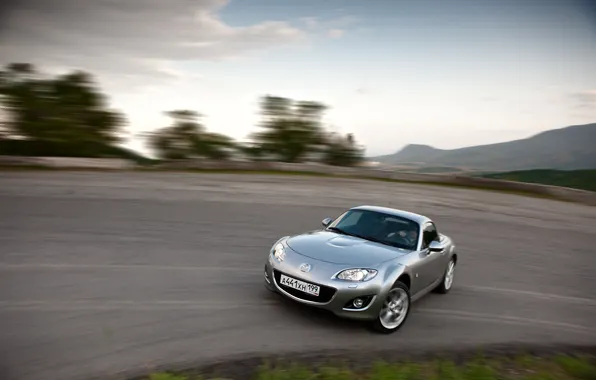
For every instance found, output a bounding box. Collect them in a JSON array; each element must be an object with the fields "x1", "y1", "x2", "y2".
[{"x1": 279, "y1": 274, "x2": 320, "y2": 296}]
